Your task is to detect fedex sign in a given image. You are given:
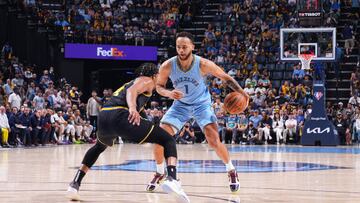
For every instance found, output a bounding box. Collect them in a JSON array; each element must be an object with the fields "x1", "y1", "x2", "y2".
[
  {"x1": 65, "y1": 43, "x2": 157, "y2": 61},
  {"x1": 96, "y1": 47, "x2": 124, "y2": 57}
]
